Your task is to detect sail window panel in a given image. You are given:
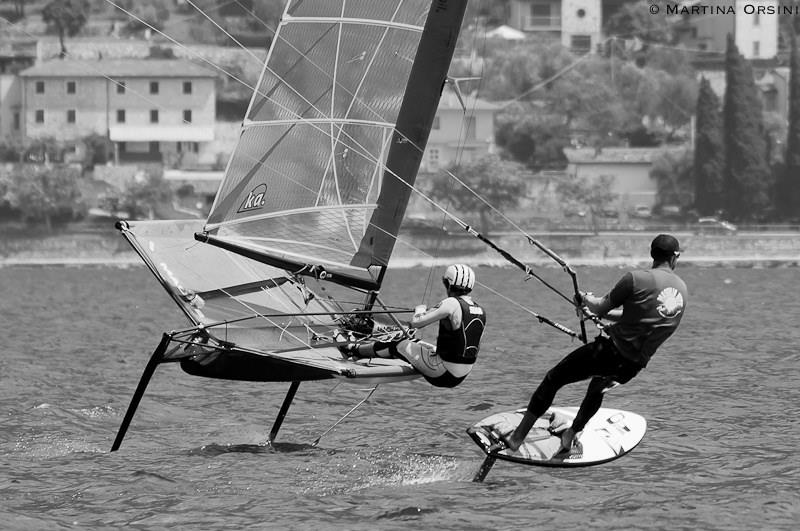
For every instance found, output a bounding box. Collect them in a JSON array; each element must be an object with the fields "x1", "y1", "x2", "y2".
[
  {"x1": 247, "y1": 23, "x2": 339, "y2": 122},
  {"x1": 217, "y1": 207, "x2": 372, "y2": 267},
  {"x1": 248, "y1": 17, "x2": 423, "y2": 124},
  {"x1": 331, "y1": 121, "x2": 391, "y2": 205},
  {"x1": 209, "y1": 122, "x2": 386, "y2": 226},
  {"x1": 285, "y1": 0, "x2": 343, "y2": 18},
  {"x1": 286, "y1": 0, "x2": 429, "y2": 26},
  {"x1": 331, "y1": 24, "x2": 421, "y2": 123},
  {"x1": 342, "y1": 0, "x2": 429, "y2": 25}
]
